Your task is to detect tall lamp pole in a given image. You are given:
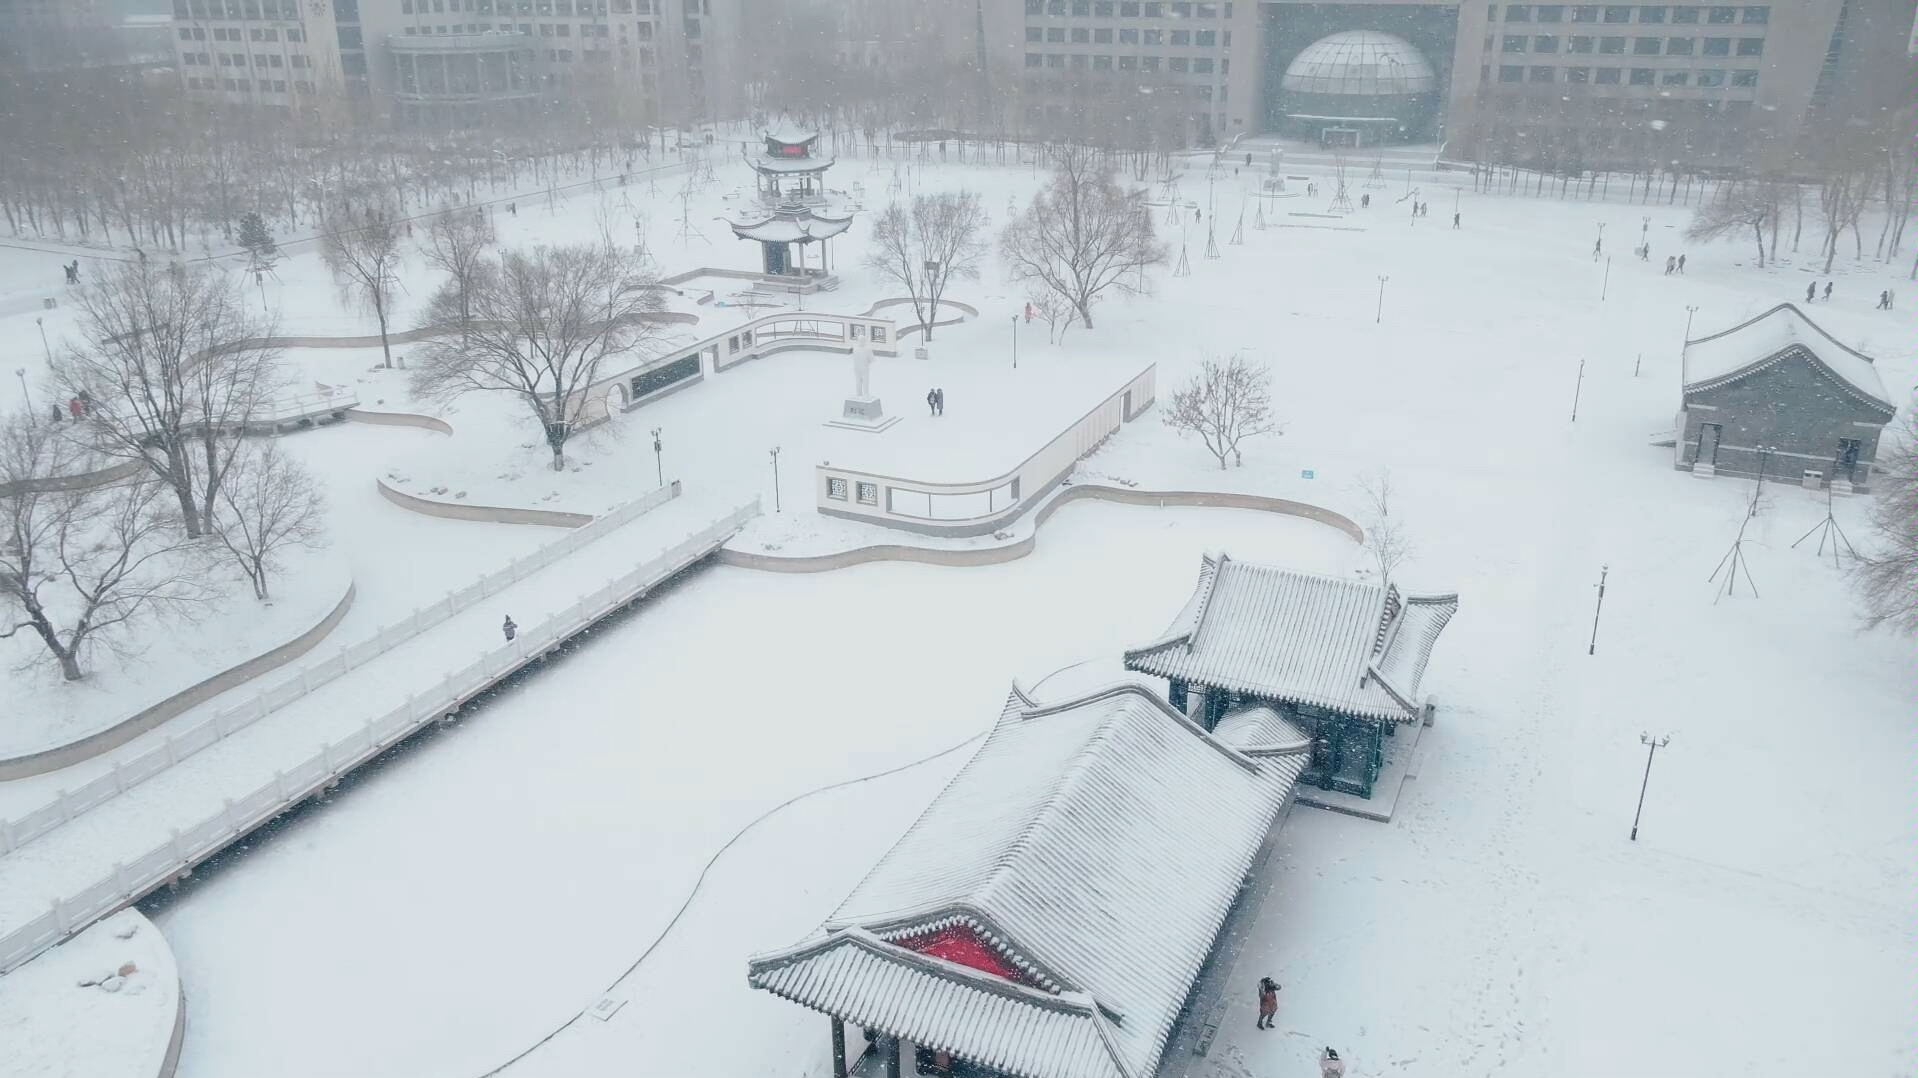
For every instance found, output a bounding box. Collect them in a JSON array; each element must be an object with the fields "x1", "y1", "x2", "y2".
[
  {"x1": 1683, "y1": 304, "x2": 1700, "y2": 346},
  {"x1": 769, "y1": 446, "x2": 782, "y2": 512},
  {"x1": 1011, "y1": 313, "x2": 1018, "y2": 369},
  {"x1": 1375, "y1": 275, "x2": 1388, "y2": 324},
  {"x1": 650, "y1": 427, "x2": 663, "y2": 488},
  {"x1": 35, "y1": 317, "x2": 51, "y2": 365},
  {"x1": 1588, "y1": 564, "x2": 1608, "y2": 655},
  {"x1": 1570, "y1": 358, "x2": 1586, "y2": 422},
  {"x1": 1630, "y1": 733, "x2": 1671, "y2": 840},
  {"x1": 14, "y1": 367, "x2": 30, "y2": 420}
]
